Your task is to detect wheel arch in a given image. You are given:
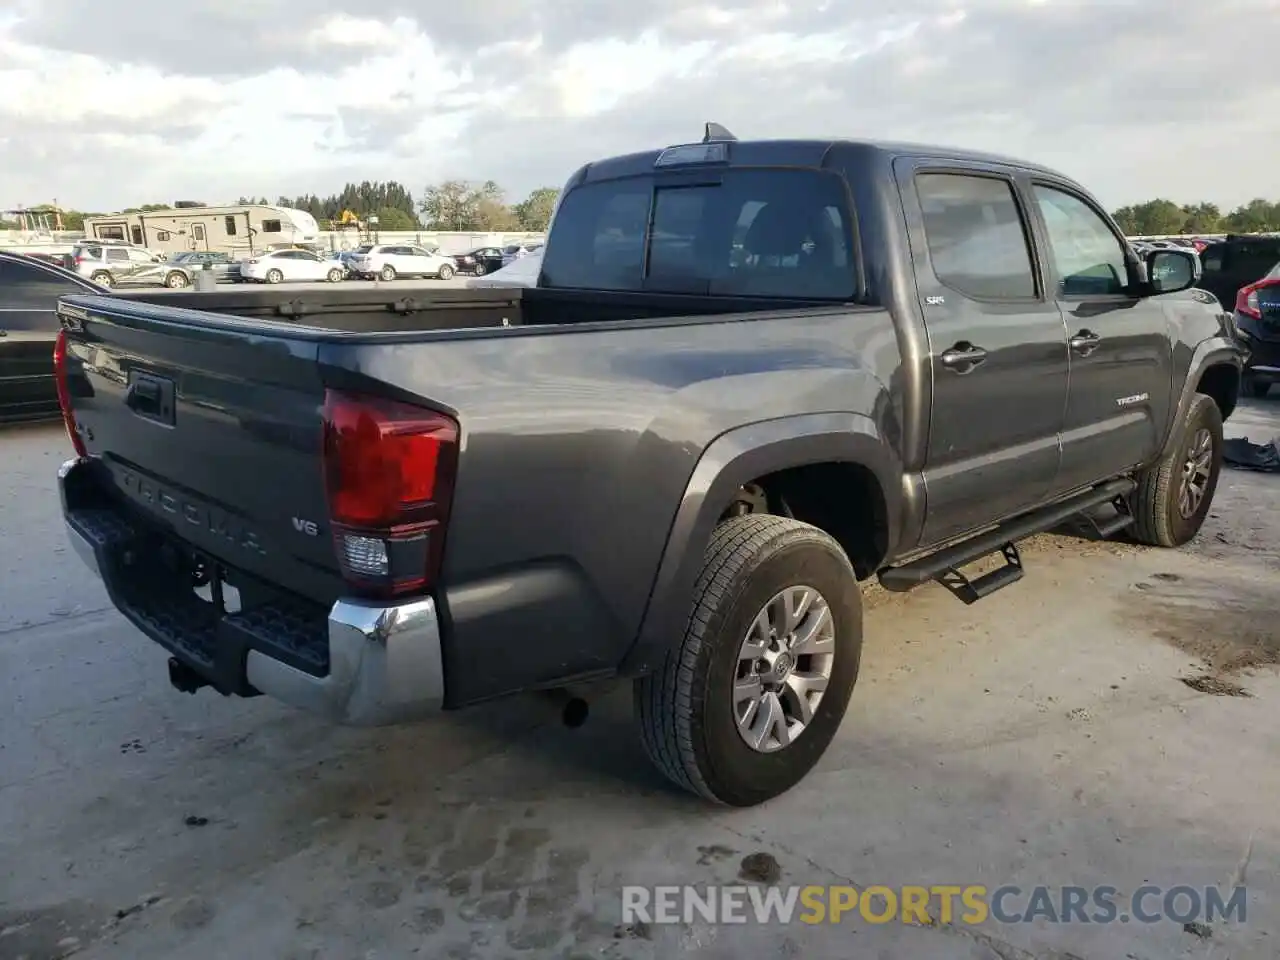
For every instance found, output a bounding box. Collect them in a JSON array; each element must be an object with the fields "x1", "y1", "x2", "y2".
[
  {"x1": 1159, "y1": 337, "x2": 1242, "y2": 460},
  {"x1": 620, "y1": 412, "x2": 902, "y2": 676}
]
